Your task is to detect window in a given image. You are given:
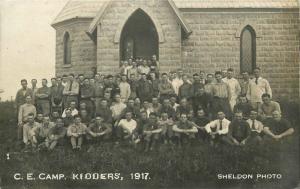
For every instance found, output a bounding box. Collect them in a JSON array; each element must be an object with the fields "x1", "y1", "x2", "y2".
[
  {"x1": 63, "y1": 32, "x2": 71, "y2": 65},
  {"x1": 240, "y1": 25, "x2": 256, "y2": 74}
]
